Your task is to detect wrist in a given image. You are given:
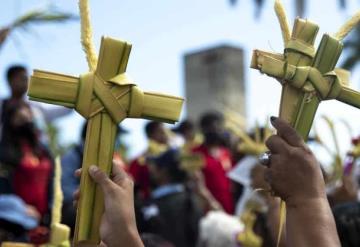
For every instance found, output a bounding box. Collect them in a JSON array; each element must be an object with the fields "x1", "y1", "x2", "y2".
[{"x1": 286, "y1": 194, "x2": 328, "y2": 210}]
